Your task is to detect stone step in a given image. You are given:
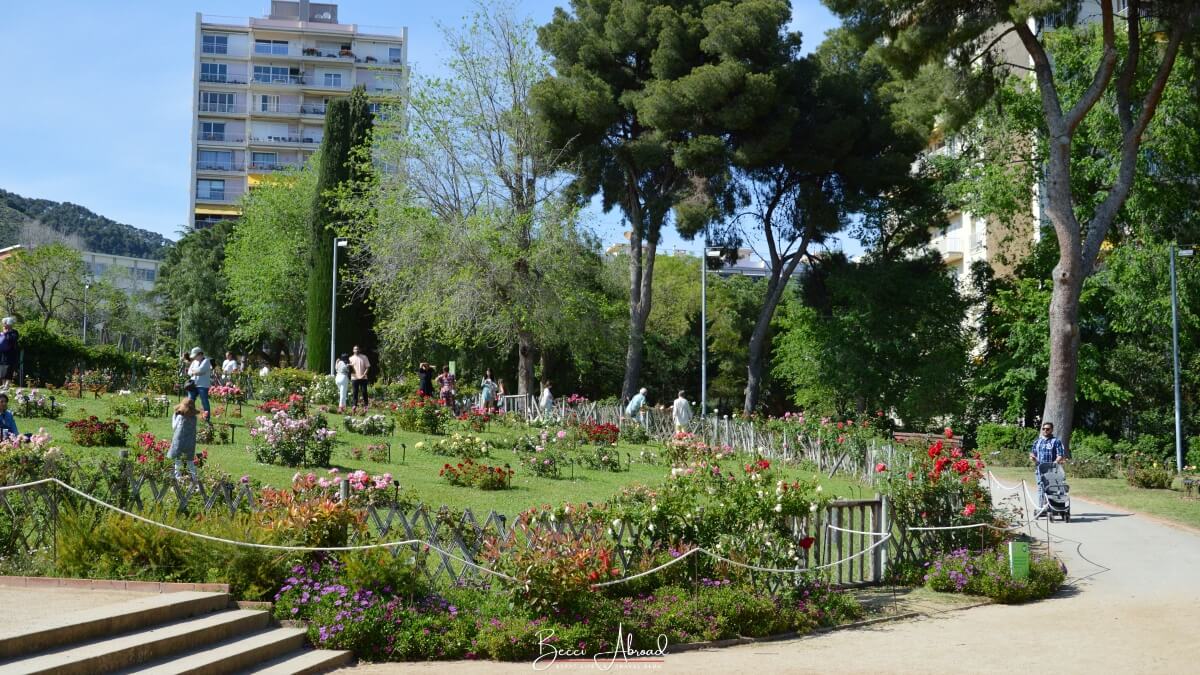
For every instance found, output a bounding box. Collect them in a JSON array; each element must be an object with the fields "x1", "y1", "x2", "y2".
[
  {"x1": 244, "y1": 647, "x2": 355, "y2": 675},
  {"x1": 121, "y1": 627, "x2": 308, "y2": 675},
  {"x1": 0, "y1": 609, "x2": 269, "y2": 675},
  {"x1": 0, "y1": 591, "x2": 231, "y2": 660}
]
